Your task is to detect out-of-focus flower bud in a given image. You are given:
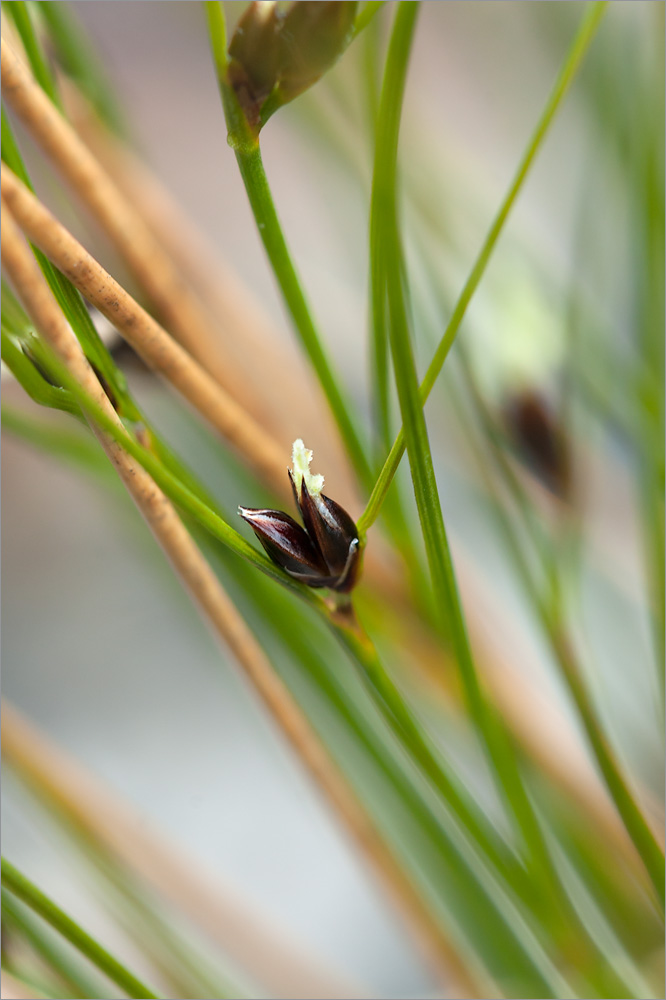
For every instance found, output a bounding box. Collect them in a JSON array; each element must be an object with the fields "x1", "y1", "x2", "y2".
[
  {"x1": 227, "y1": 1, "x2": 357, "y2": 131},
  {"x1": 504, "y1": 390, "x2": 571, "y2": 498},
  {"x1": 239, "y1": 439, "x2": 362, "y2": 592}
]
